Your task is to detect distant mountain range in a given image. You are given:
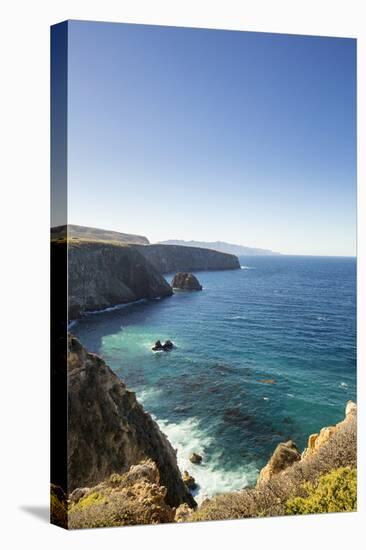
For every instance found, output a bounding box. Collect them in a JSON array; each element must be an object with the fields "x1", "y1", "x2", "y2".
[{"x1": 158, "y1": 240, "x2": 281, "y2": 256}]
